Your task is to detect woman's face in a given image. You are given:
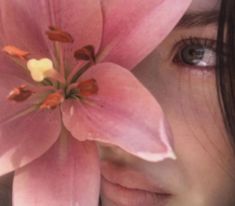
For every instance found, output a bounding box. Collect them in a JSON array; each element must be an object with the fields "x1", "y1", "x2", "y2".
[{"x1": 99, "y1": 0, "x2": 235, "y2": 205}]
